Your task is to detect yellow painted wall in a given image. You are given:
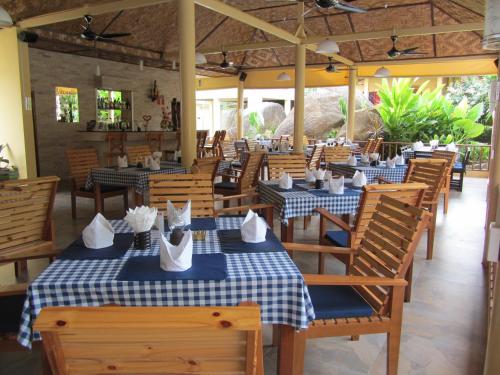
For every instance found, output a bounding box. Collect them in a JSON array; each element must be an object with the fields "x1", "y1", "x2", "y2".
[{"x1": 0, "y1": 27, "x2": 36, "y2": 178}]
